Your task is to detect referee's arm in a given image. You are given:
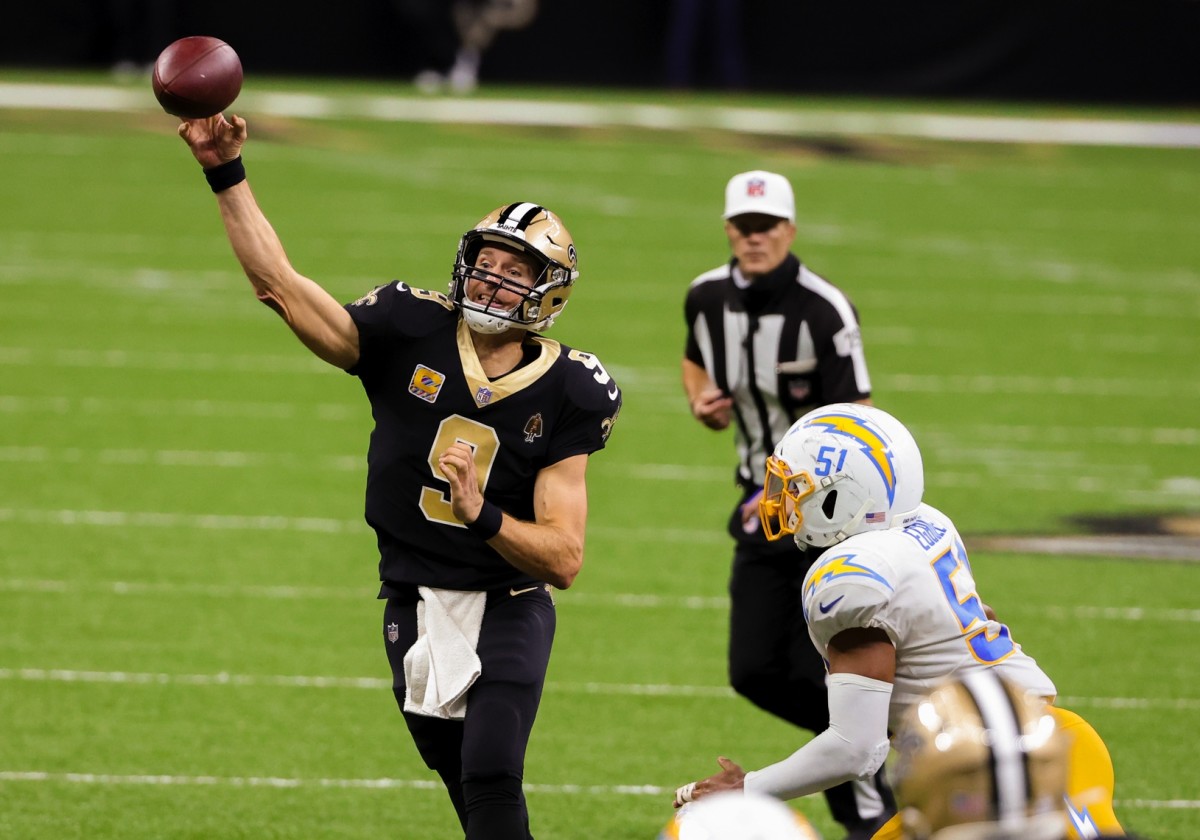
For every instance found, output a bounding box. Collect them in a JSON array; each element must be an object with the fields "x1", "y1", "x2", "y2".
[{"x1": 682, "y1": 358, "x2": 733, "y2": 430}]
